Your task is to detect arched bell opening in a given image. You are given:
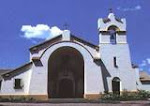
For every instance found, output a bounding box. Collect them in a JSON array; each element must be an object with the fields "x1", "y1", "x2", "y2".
[
  {"x1": 108, "y1": 25, "x2": 120, "y2": 44},
  {"x1": 107, "y1": 25, "x2": 120, "y2": 32},
  {"x1": 48, "y1": 46, "x2": 84, "y2": 98}
]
